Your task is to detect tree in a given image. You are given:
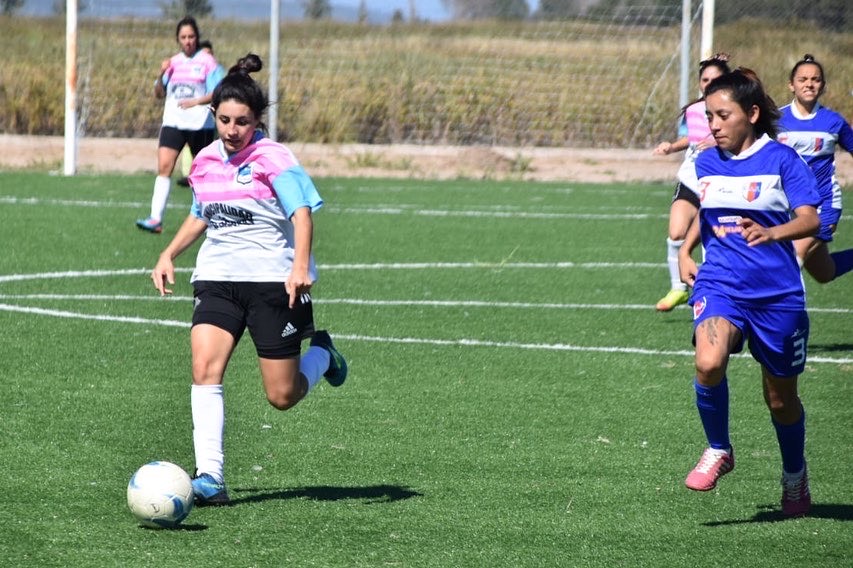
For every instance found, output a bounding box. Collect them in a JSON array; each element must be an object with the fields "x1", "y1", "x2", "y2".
[
  {"x1": 1, "y1": 0, "x2": 24, "y2": 16},
  {"x1": 161, "y1": 0, "x2": 213, "y2": 19},
  {"x1": 536, "y1": 0, "x2": 583, "y2": 20},
  {"x1": 442, "y1": 0, "x2": 529, "y2": 20},
  {"x1": 302, "y1": 0, "x2": 331, "y2": 20},
  {"x1": 357, "y1": 0, "x2": 368, "y2": 24}
]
